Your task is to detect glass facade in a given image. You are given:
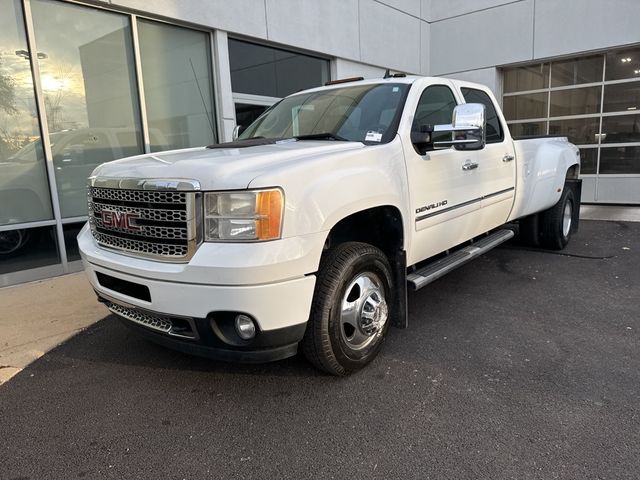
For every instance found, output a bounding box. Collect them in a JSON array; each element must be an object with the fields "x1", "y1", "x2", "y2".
[
  {"x1": 0, "y1": 0, "x2": 216, "y2": 286},
  {"x1": 137, "y1": 20, "x2": 216, "y2": 151},
  {"x1": 503, "y1": 48, "x2": 640, "y2": 190},
  {"x1": 228, "y1": 38, "x2": 330, "y2": 131}
]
